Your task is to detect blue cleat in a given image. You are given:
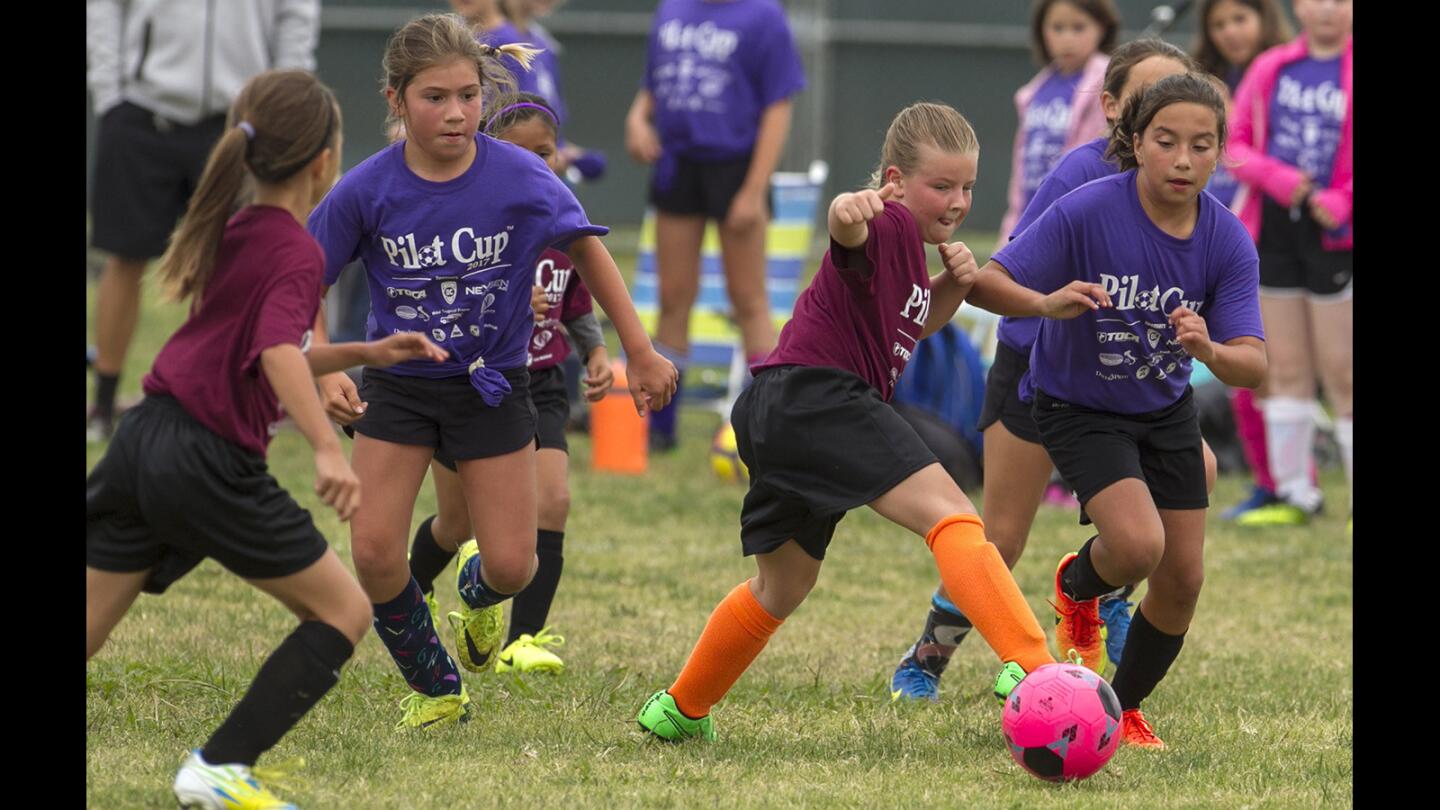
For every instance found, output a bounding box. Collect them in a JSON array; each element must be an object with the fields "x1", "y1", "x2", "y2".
[
  {"x1": 1222, "y1": 485, "x2": 1279, "y2": 521},
  {"x1": 1098, "y1": 585, "x2": 1135, "y2": 667},
  {"x1": 889, "y1": 650, "x2": 940, "y2": 702}
]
